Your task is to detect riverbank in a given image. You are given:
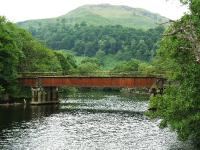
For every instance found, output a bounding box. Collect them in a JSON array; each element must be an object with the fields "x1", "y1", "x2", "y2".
[
  {"x1": 0, "y1": 103, "x2": 23, "y2": 106},
  {"x1": 0, "y1": 99, "x2": 27, "y2": 106}
]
